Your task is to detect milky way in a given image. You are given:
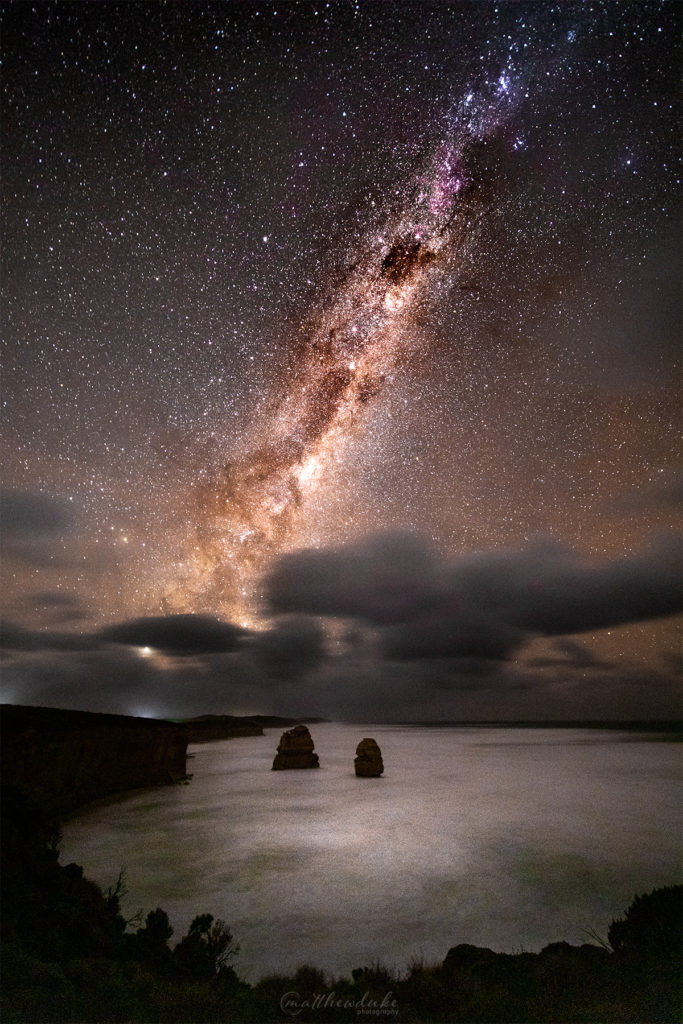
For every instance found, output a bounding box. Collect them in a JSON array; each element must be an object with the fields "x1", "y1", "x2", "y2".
[{"x1": 167, "y1": 78, "x2": 523, "y2": 621}]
